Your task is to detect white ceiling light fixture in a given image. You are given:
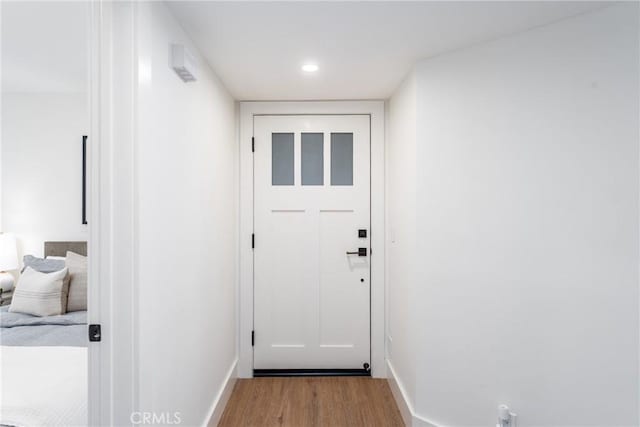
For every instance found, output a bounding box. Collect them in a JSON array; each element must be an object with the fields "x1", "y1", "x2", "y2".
[{"x1": 302, "y1": 63, "x2": 319, "y2": 73}]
